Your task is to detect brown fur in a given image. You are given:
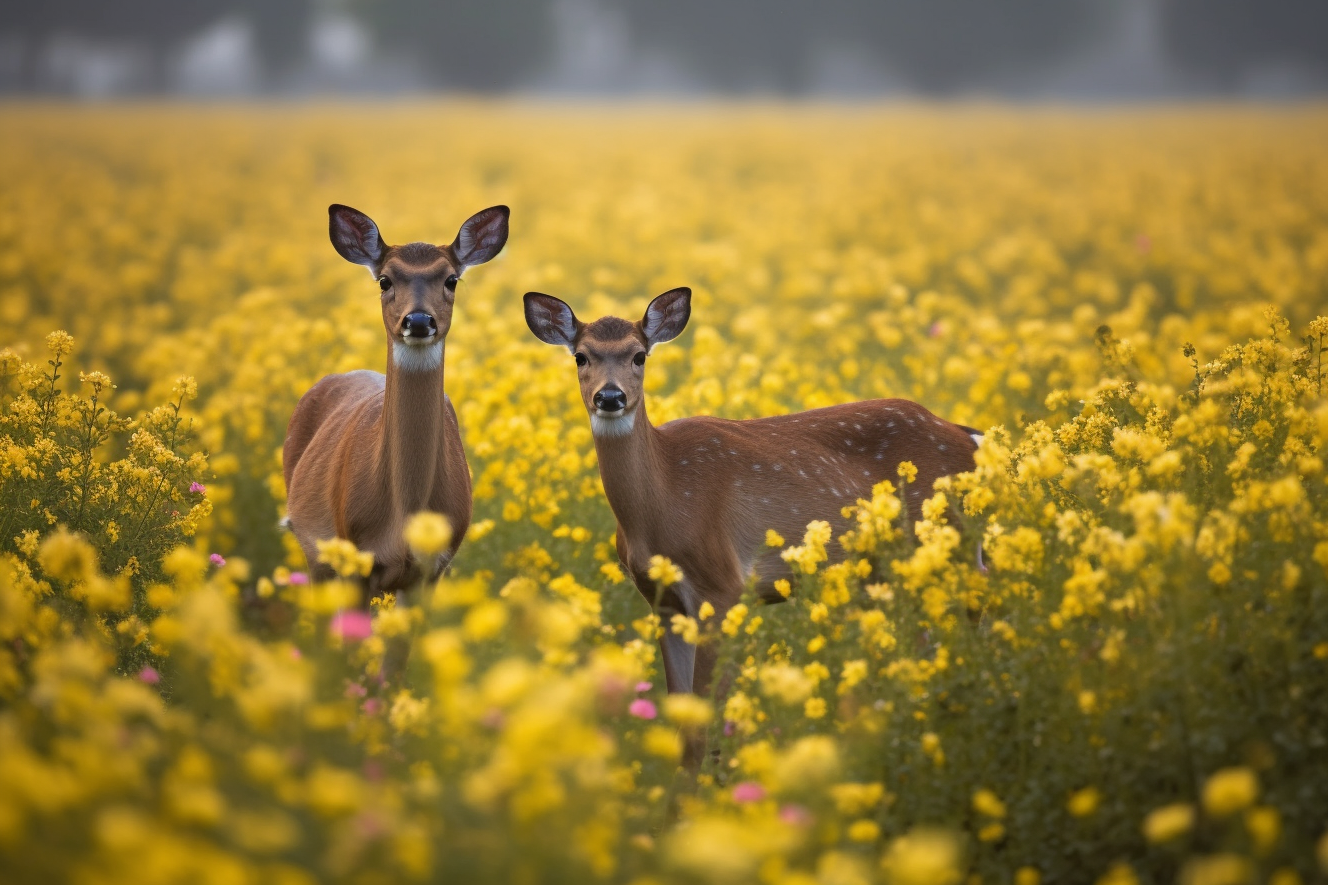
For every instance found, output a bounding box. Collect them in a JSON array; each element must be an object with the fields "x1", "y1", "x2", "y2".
[
  {"x1": 283, "y1": 204, "x2": 507, "y2": 600},
  {"x1": 526, "y1": 289, "x2": 979, "y2": 705}
]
